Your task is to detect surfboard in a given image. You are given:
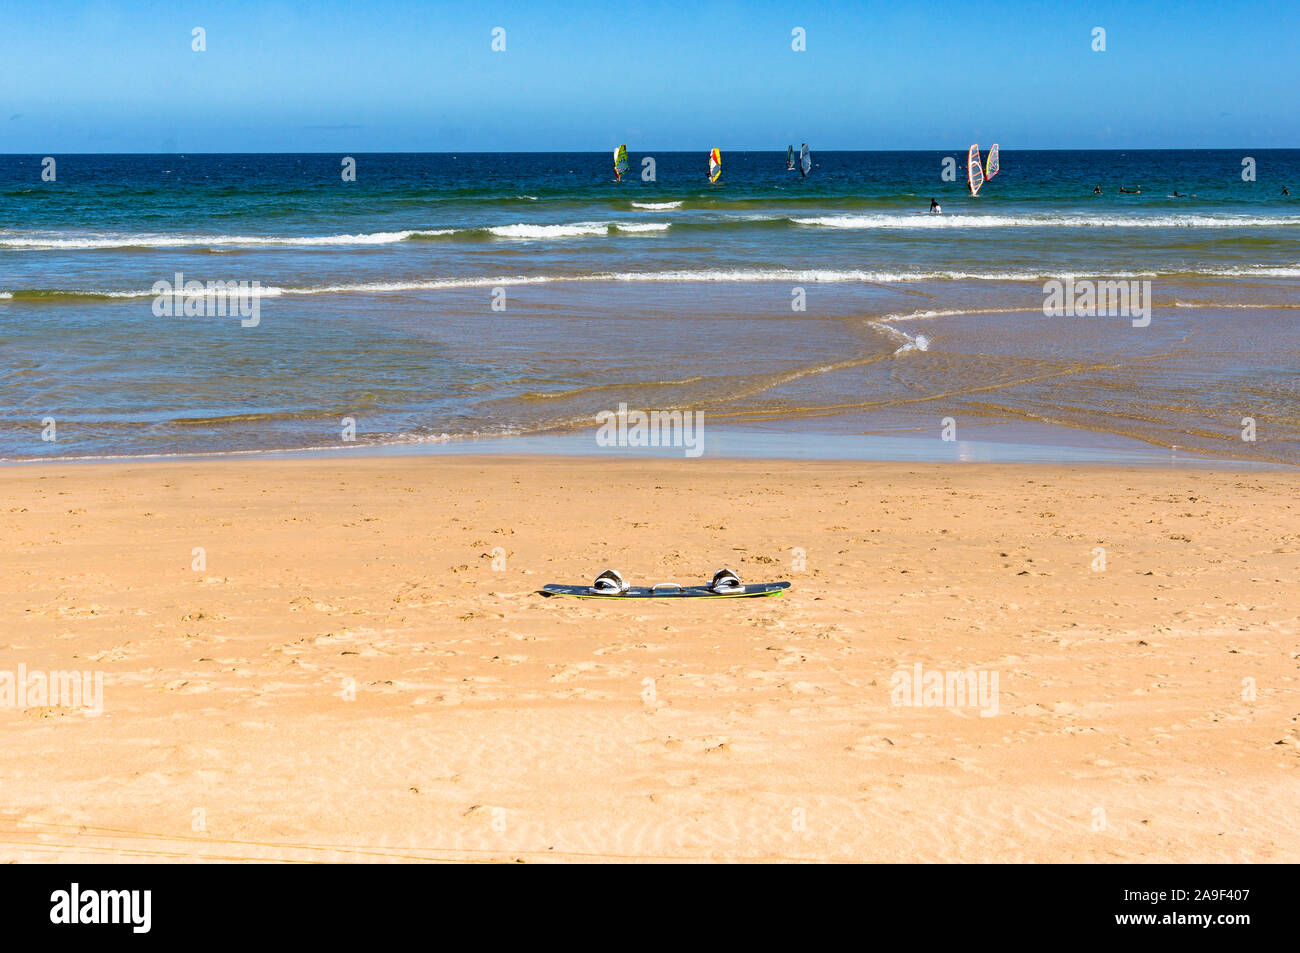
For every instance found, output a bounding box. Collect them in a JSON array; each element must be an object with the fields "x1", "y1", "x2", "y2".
[{"x1": 541, "y1": 581, "x2": 790, "y2": 599}]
